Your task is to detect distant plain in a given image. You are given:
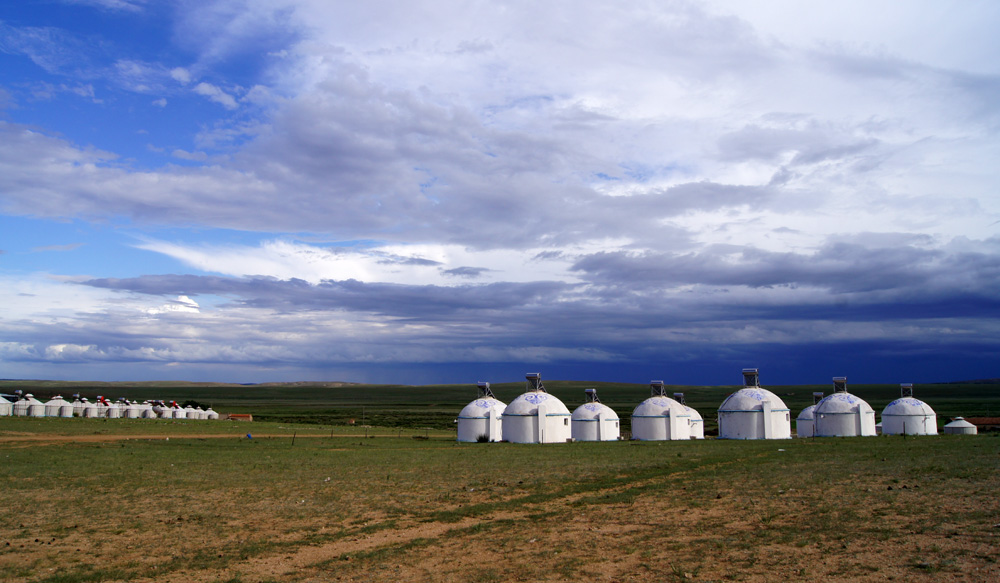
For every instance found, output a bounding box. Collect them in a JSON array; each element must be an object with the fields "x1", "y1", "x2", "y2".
[{"x1": 1, "y1": 380, "x2": 998, "y2": 582}]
